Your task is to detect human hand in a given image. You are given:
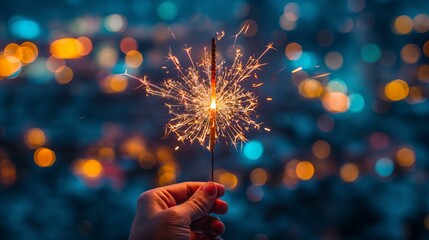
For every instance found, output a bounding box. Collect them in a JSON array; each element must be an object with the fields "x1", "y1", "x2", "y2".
[{"x1": 129, "y1": 182, "x2": 228, "y2": 240}]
